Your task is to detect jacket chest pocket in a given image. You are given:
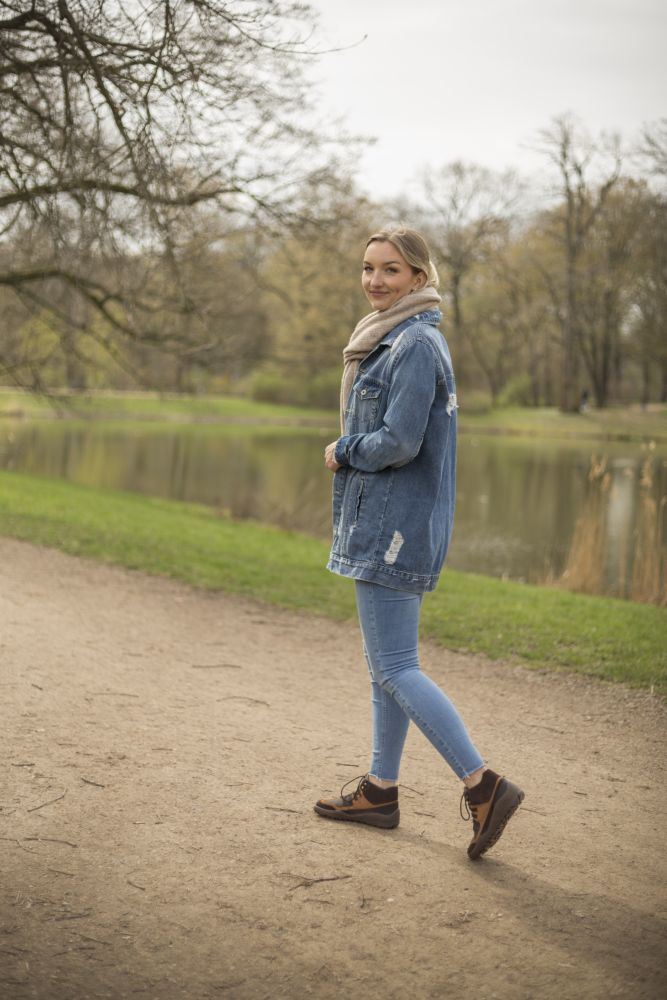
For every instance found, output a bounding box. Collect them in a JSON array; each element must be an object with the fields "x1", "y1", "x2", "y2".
[{"x1": 348, "y1": 377, "x2": 384, "y2": 433}]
